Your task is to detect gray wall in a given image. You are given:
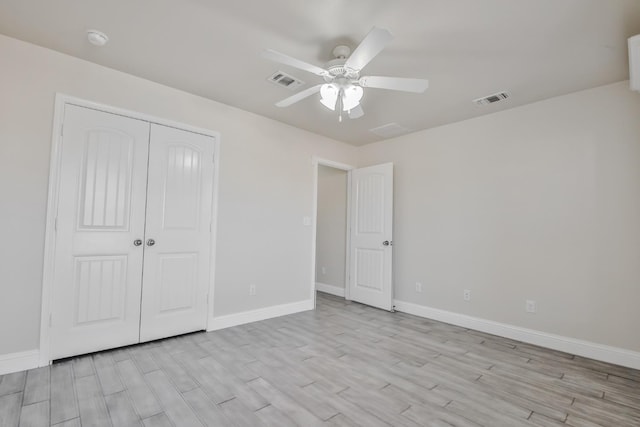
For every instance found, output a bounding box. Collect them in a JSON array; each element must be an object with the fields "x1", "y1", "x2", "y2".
[{"x1": 359, "y1": 81, "x2": 640, "y2": 352}]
